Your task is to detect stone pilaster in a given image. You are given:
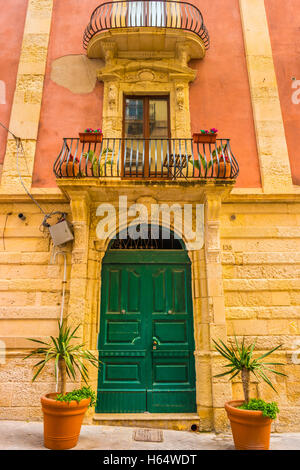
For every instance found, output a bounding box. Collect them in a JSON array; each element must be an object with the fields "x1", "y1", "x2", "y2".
[
  {"x1": 0, "y1": 0, "x2": 54, "y2": 192},
  {"x1": 67, "y1": 191, "x2": 91, "y2": 337},
  {"x1": 203, "y1": 190, "x2": 232, "y2": 432},
  {"x1": 239, "y1": 0, "x2": 293, "y2": 194}
]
